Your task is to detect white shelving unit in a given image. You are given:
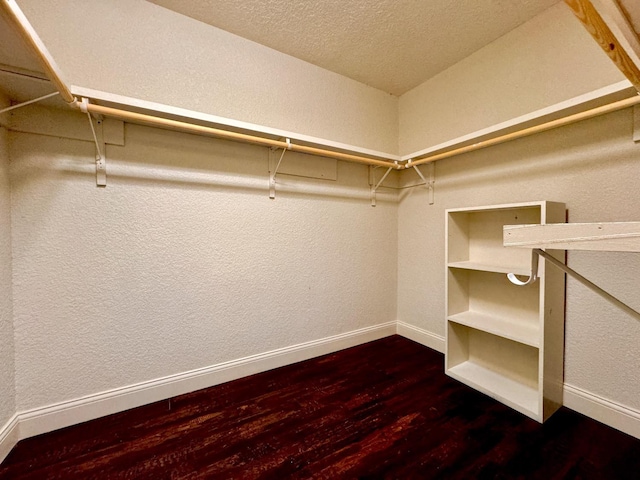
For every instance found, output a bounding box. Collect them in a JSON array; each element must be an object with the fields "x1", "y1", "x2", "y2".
[{"x1": 445, "y1": 201, "x2": 566, "y2": 422}]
